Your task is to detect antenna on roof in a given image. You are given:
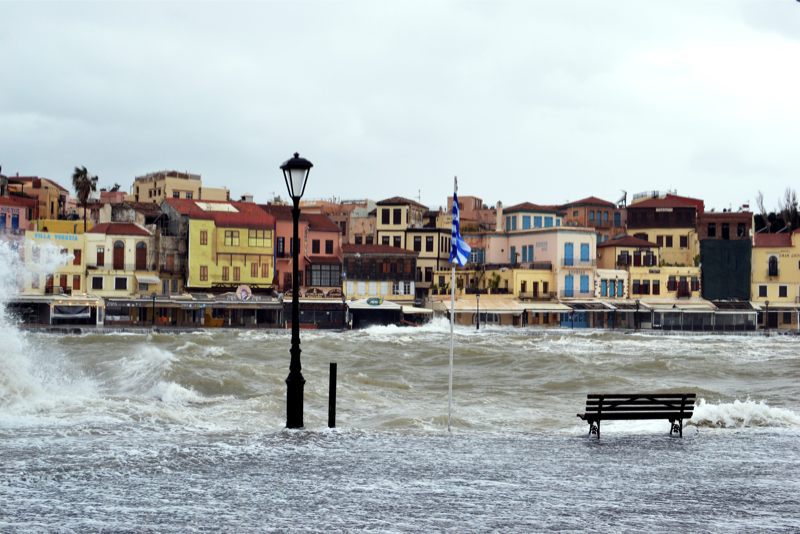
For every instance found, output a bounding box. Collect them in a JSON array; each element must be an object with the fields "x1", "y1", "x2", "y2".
[{"x1": 617, "y1": 190, "x2": 627, "y2": 208}]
